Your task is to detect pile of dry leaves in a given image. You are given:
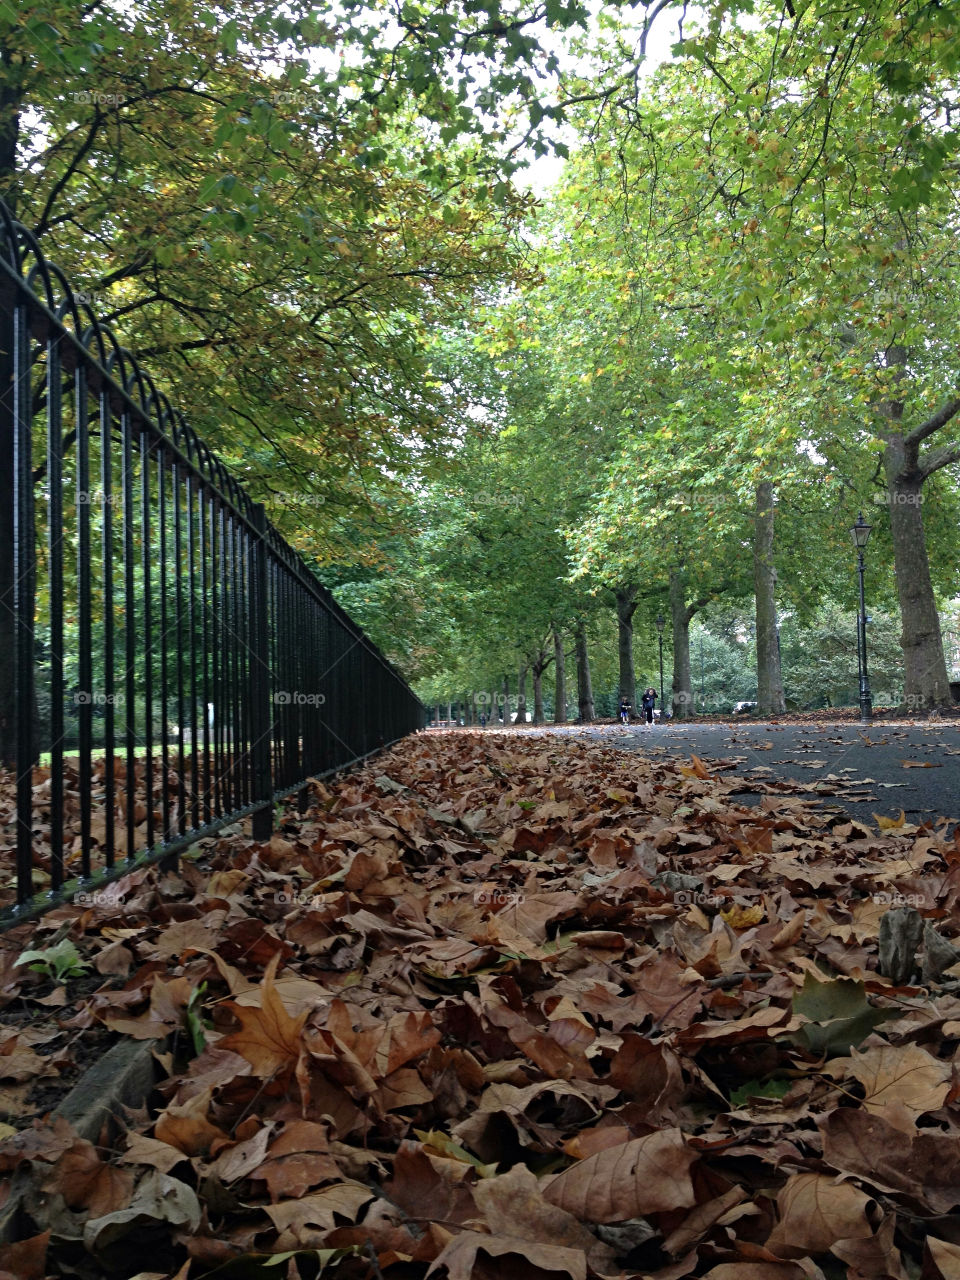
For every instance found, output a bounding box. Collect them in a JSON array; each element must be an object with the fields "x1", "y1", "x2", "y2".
[{"x1": 2, "y1": 730, "x2": 960, "y2": 1280}]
